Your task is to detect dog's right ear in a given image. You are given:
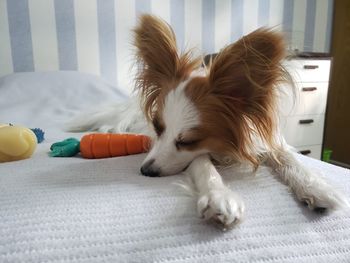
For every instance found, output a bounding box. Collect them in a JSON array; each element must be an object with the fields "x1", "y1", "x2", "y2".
[
  {"x1": 134, "y1": 15, "x2": 179, "y2": 83},
  {"x1": 134, "y1": 15, "x2": 199, "y2": 120}
]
